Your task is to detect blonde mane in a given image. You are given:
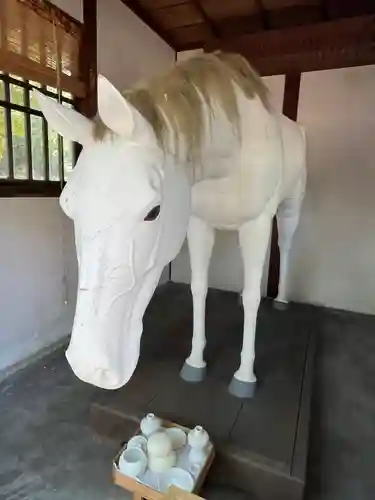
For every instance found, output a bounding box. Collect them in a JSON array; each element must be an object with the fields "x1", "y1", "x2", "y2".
[{"x1": 94, "y1": 52, "x2": 269, "y2": 162}]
